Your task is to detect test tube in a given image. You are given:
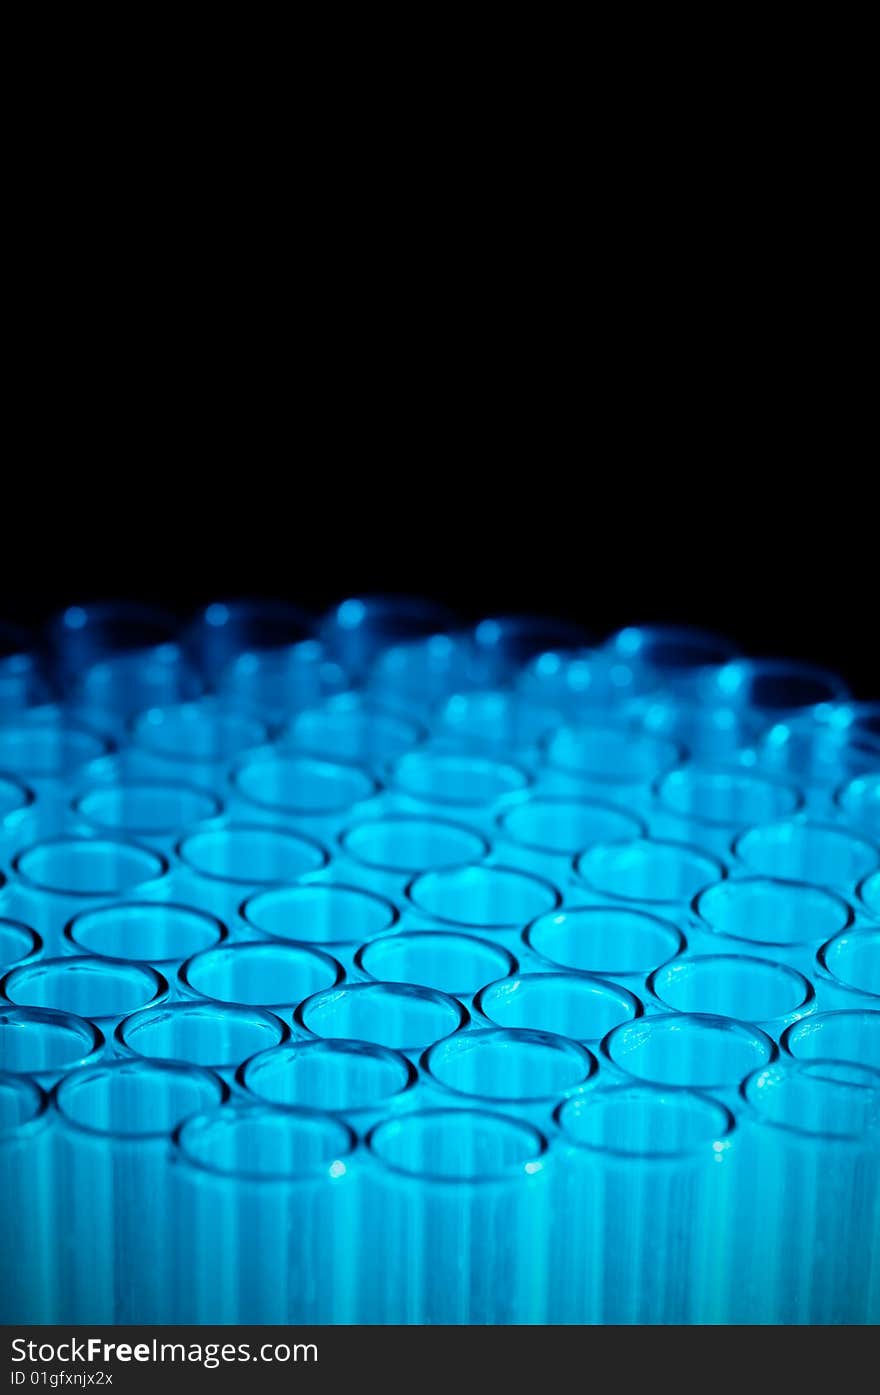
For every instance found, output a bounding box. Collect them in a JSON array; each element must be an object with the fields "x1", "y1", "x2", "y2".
[
  {"x1": 320, "y1": 595, "x2": 456, "y2": 681},
  {"x1": 405, "y1": 864, "x2": 561, "y2": 957},
  {"x1": 514, "y1": 646, "x2": 653, "y2": 720},
  {"x1": 650, "y1": 765, "x2": 803, "y2": 856},
  {"x1": 734, "y1": 1059, "x2": 880, "y2": 1322},
  {"x1": 68, "y1": 647, "x2": 200, "y2": 737},
  {"x1": 781, "y1": 1009, "x2": 880, "y2": 1071},
  {"x1": 540, "y1": 724, "x2": 683, "y2": 810},
  {"x1": 52, "y1": 1059, "x2": 226, "y2": 1321},
  {"x1": 0, "y1": 707, "x2": 112, "y2": 832},
  {"x1": 755, "y1": 708, "x2": 880, "y2": 793},
  {"x1": 172, "y1": 1104, "x2": 357, "y2": 1322},
  {"x1": 0, "y1": 917, "x2": 41, "y2": 973},
  {"x1": 816, "y1": 926, "x2": 880, "y2": 1009},
  {"x1": 0, "y1": 771, "x2": 36, "y2": 863},
  {"x1": 241, "y1": 882, "x2": 398, "y2": 976},
  {"x1": 0, "y1": 621, "x2": 48, "y2": 710},
  {"x1": 71, "y1": 779, "x2": 223, "y2": 855},
  {"x1": 179, "y1": 940, "x2": 343, "y2": 1014},
  {"x1": 355, "y1": 930, "x2": 517, "y2": 1004},
  {"x1": 366, "y1": 633, "x2": 483, "y2": 719},
  {"x1": 552, "y1": 1084, "x2": 735, "y2": 1323},
  {"x1": 523, "y1": 904, "x2": 686, "y2": 993},
  {"x1": 574, "y1": 836, "x2": 725, "y2": 922},
  {"x1": 603, "y1": 624, "x2": 741, "y2": 693},
  {"x1": 470, "y1": 614, "x2": 591, "y2": 684},
  {"x1": 184, "y1": 599, "x2": 316, "y2": 688},
  {"x1": 363, "y1": 1108, "x2": 550, "y2": 1323},
  {"x1": 385, "y1": 749, "x2": 532, "y2": 833},
  {"x1": 8, "y1": 835, "x2": 169, "y2": 950},
  {"x1": 474, "y1": 972, "x2": 642, "y2": 1047},
  {"x1": 228, "y1": 750, "x2": 380, "y2": 842},
  {"x1": 2, "y1": 957, "x2": 168, "y2": 1036},
  {"x1": 648, "y1": 955, "x2": 814, "y2": 1039},
  {"x1": 494, "y1": 794, "x2": 646, "y2": 885},
  {"x1": 629, "y1": 694, "x2": 757, "y2": 762},
  {"x1": 694, "y1": 875, "x2": 853, "y2": 973},
  {"x1": 216, "y1": 644, "x2": 348, "y2": 723},
  {"x1": 337, "y1": 812, "x2": 489, "y2": 900},
  {"x1": 65, "y1": 901, "x2": 227, "y2": 978},
  {"x1": 602, "y1": 1012, "x2": 776, "y2": 1106},
  {"x1": 296, "y1": 981, "x2": 466, "y2": 1059},
  {"x1": 47, "y1": 602, "x2": 179, "y2": 689},
  {"x1": 240, "y1": 1038, "x2": 417, "y2": 1129},
  {"x1": 835, "y1": 772, "x2": 880, "y2": 840},
  {"x1": 698, "y1": 657, "x2": 849, "y2": 716},
  {"x1": 431, "y1": 689, "x2": 563, "y2": 761},
  {"x1": 0, "y1": 1073, "x2": 54, "y2": 1322},
  {"x1": 731, "y1": 818, "x2": 879, "y2": 899},
  {"x1": 0, "y1": 1006, "x2": 104, "y2": 1086},
  {"x1": 174, "y1": 824, "x2": 330, "y2": 926},
  {"x1": 127, "y1": 698, "x2": 269, "y2": 782},
  {"x1": 116, "y1": 1001, "x2": 289, "y2": 1080},
  {"x1": 279, "y1": 693, "x2": 427, "y2": 766}
]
